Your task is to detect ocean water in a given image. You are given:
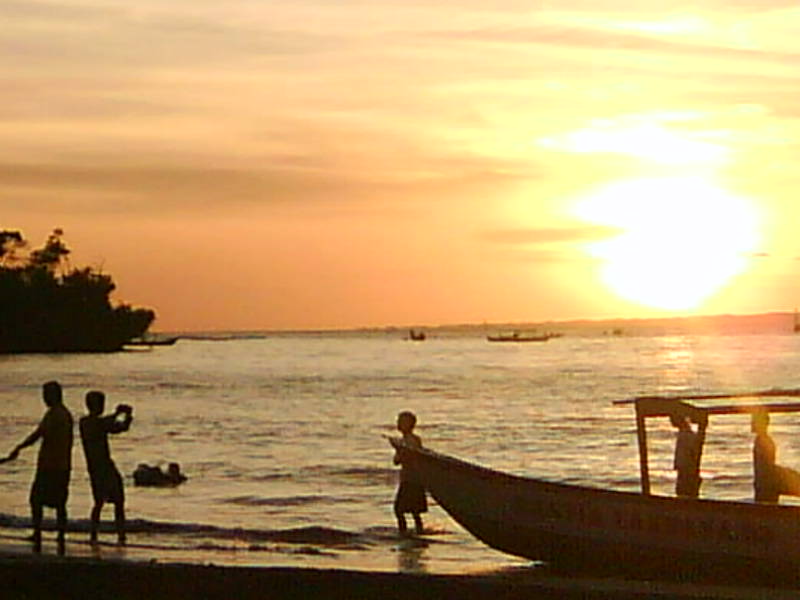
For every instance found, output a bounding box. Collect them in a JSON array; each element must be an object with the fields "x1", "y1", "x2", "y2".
[{"x1": 2, "y1": 330, "x2": 800, "y2": 573}]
